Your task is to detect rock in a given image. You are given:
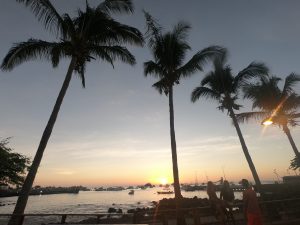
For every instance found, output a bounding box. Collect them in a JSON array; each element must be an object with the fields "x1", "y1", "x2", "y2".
[
  {"x1": 108, "y1": 207, "x2": 117, "y2": 213},
  {"x1": 117, "y1": 208, "x2": 123, "y2": 213},
  {"x1": 127, "y1": 209, "x2": 135, "y2": 213}
]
